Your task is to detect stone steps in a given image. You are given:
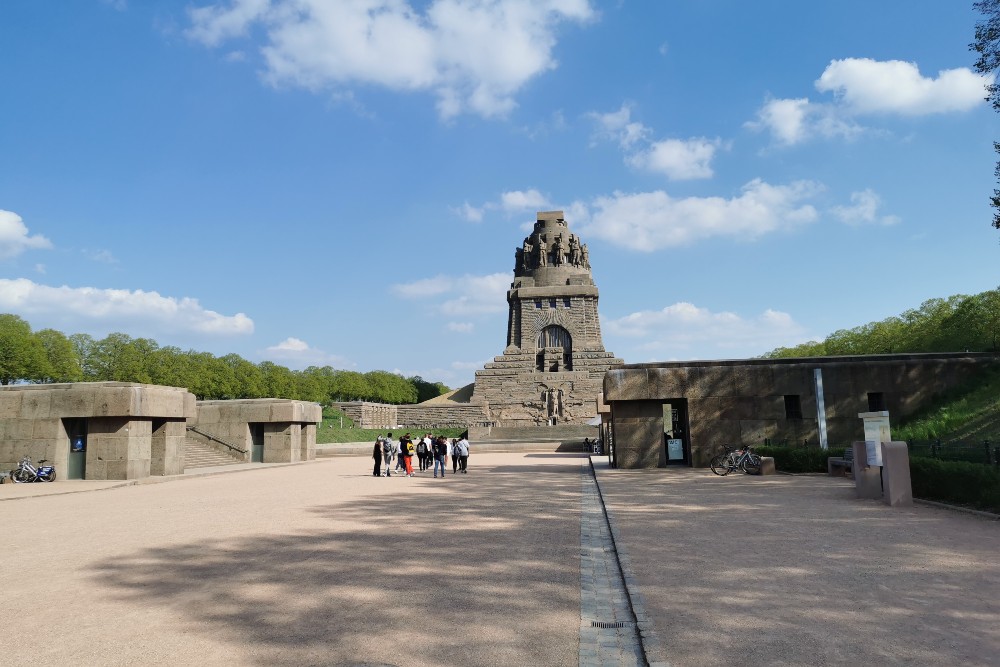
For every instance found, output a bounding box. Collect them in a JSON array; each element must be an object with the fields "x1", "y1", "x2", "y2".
[{"x1": 184, "y1": 439, "x2": 244, "y2": 469}]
